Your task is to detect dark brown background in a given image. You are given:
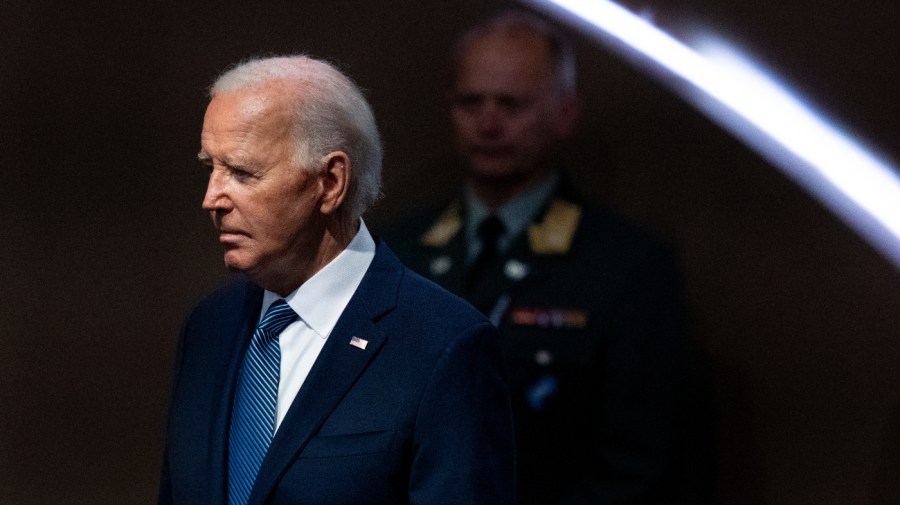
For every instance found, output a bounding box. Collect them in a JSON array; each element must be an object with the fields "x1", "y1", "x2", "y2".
[{"x1": 2, "y1": 1, "x2": 898, "y2": 503}]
